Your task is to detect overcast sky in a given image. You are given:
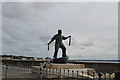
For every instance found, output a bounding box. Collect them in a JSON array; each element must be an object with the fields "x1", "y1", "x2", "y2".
[{"x1": 2, "y1": 2, "x2": 118, "y2": 60}]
